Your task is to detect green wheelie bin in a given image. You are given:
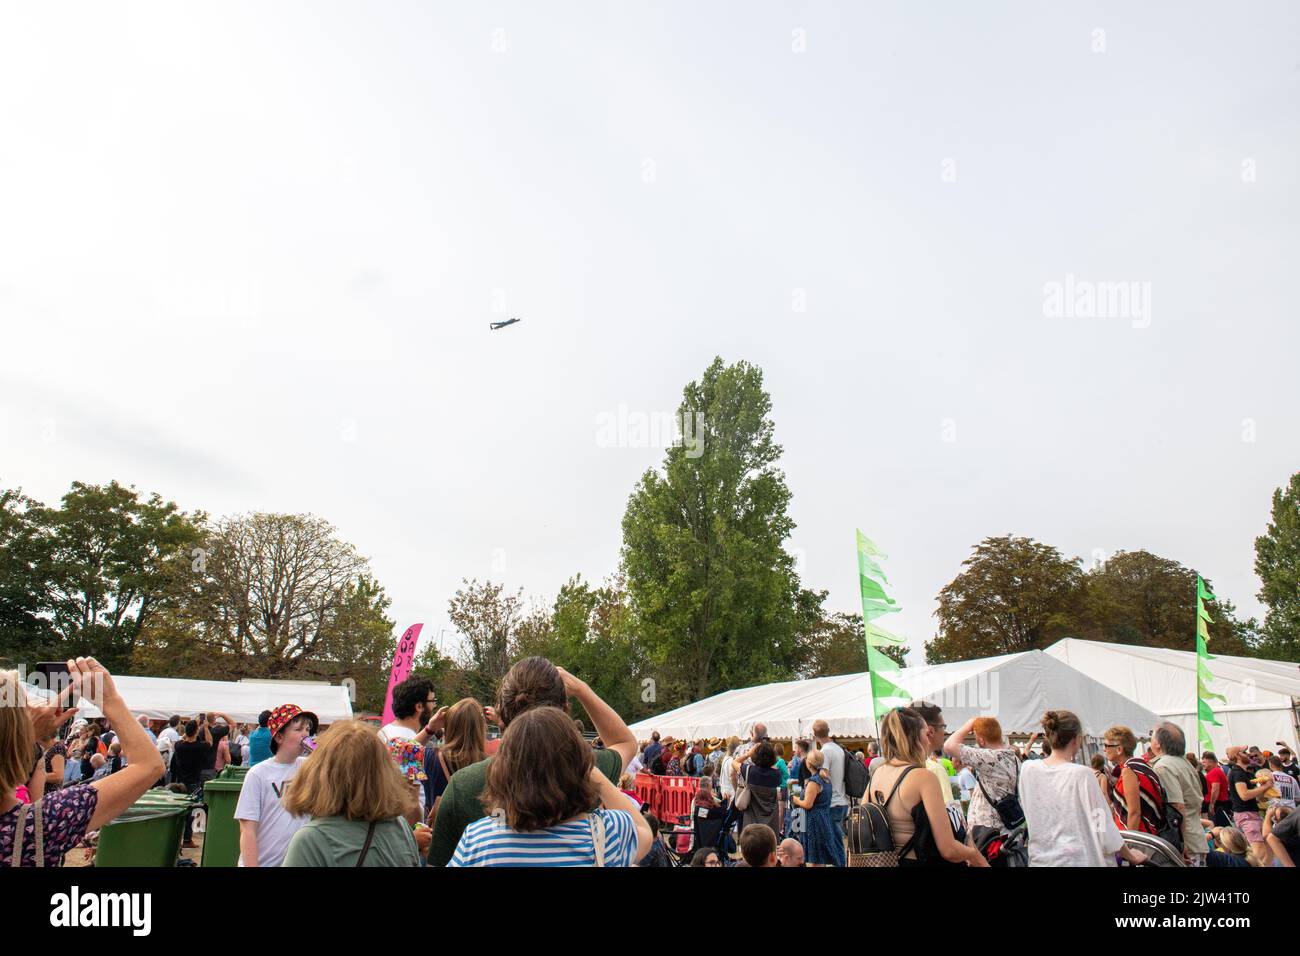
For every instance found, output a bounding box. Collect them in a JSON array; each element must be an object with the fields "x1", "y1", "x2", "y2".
[
  {"x1": 201, "y1": 774, "x2": 246, "y2": 867},
  {"x1": 95, "y1": 791, "x2": 194, "y2": 867}
]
